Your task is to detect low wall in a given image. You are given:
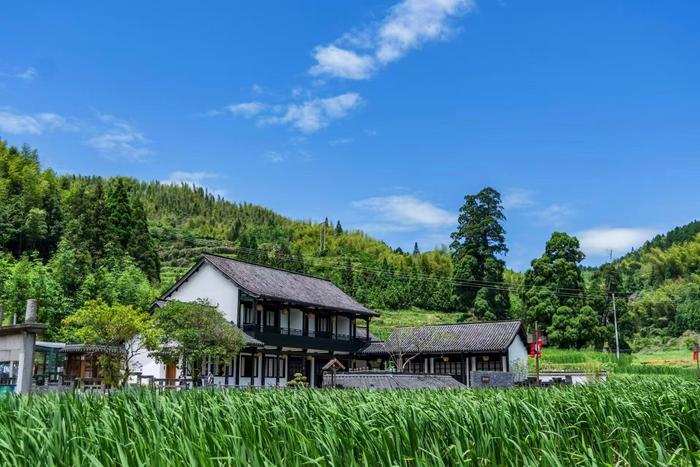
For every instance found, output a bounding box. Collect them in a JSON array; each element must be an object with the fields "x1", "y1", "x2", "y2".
[{"x1": 470, "y1": 371, "x2": 514, "y2": 388}]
